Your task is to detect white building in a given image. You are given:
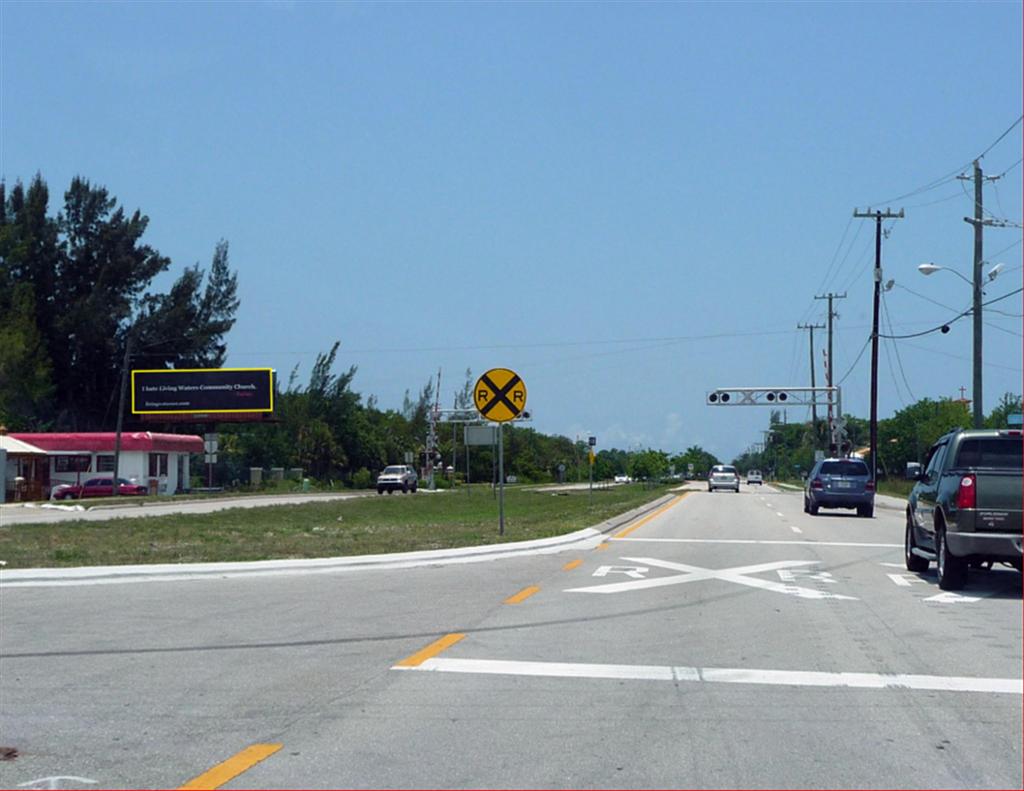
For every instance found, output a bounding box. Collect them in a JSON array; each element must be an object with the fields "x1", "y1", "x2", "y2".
[{"x1": 9, "y1": 431, "x2": 203, "y2": 499}]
